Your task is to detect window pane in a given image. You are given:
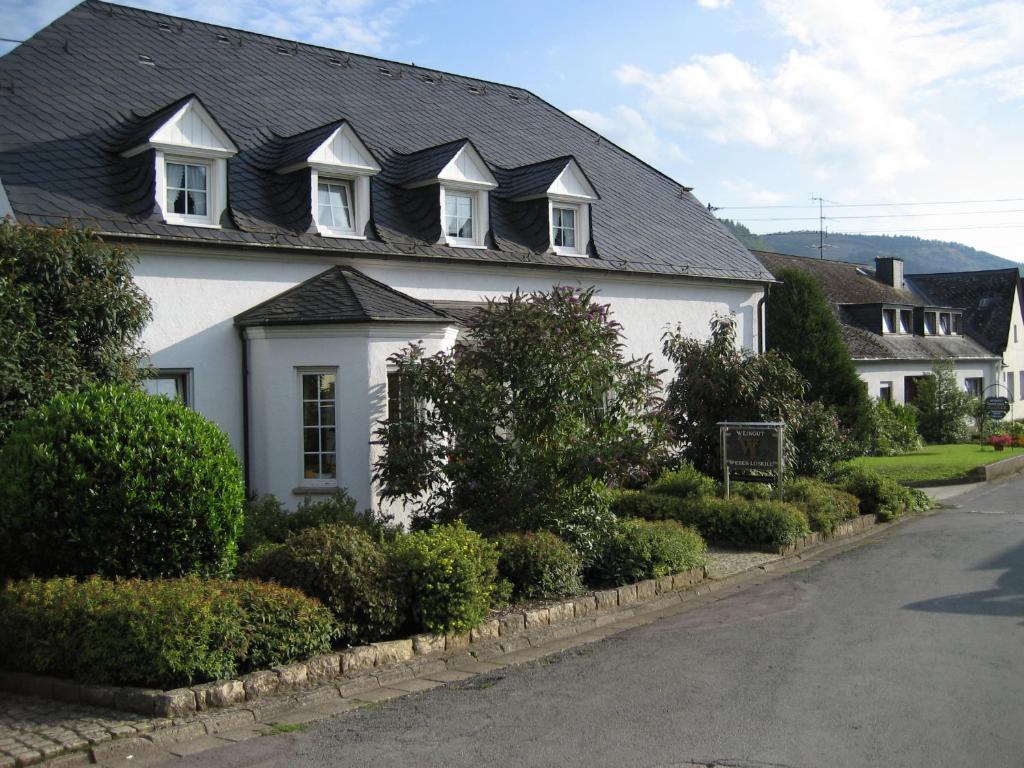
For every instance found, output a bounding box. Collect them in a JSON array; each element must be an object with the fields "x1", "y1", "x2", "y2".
[
  {"x1": 321, "y1": 427, "x2": 335, "y2": 452},
  {"x1": 189, "y1": 190, "x2": 207, "y2": 216},
  {"x1": 320, "y1": 404, "x2": 335, "y2": 427},
  {"x1": 303, "y1": 453, "x2": 320, "y2": 478},
  {"x1": 304, "y1": 428, "x2": 320, "y2": 452},
  {"x1": 186, "y1": 164, "x2": 207, "y2": 189},
  {"x1": 303, "y1": 402, "x2": 319, "y2": 426},
  {"x1": 320, "y1": 374, "x2": 335, "y2": 400},
  {"x1": 167, "y1": 163, "x2": 186, "y2": 188},
  {"x1": 321, "y1": 453, "x2": 336, "y2": 479},
  {"x1": 302, "y1": 375, "x2": 318, "y2": 400},
  {"x1": 319, "y1": 203, "x2": 335, "y2": 228},
  {"x1": 170, "y1": 188, "x2": 188, "y2": 214}
]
